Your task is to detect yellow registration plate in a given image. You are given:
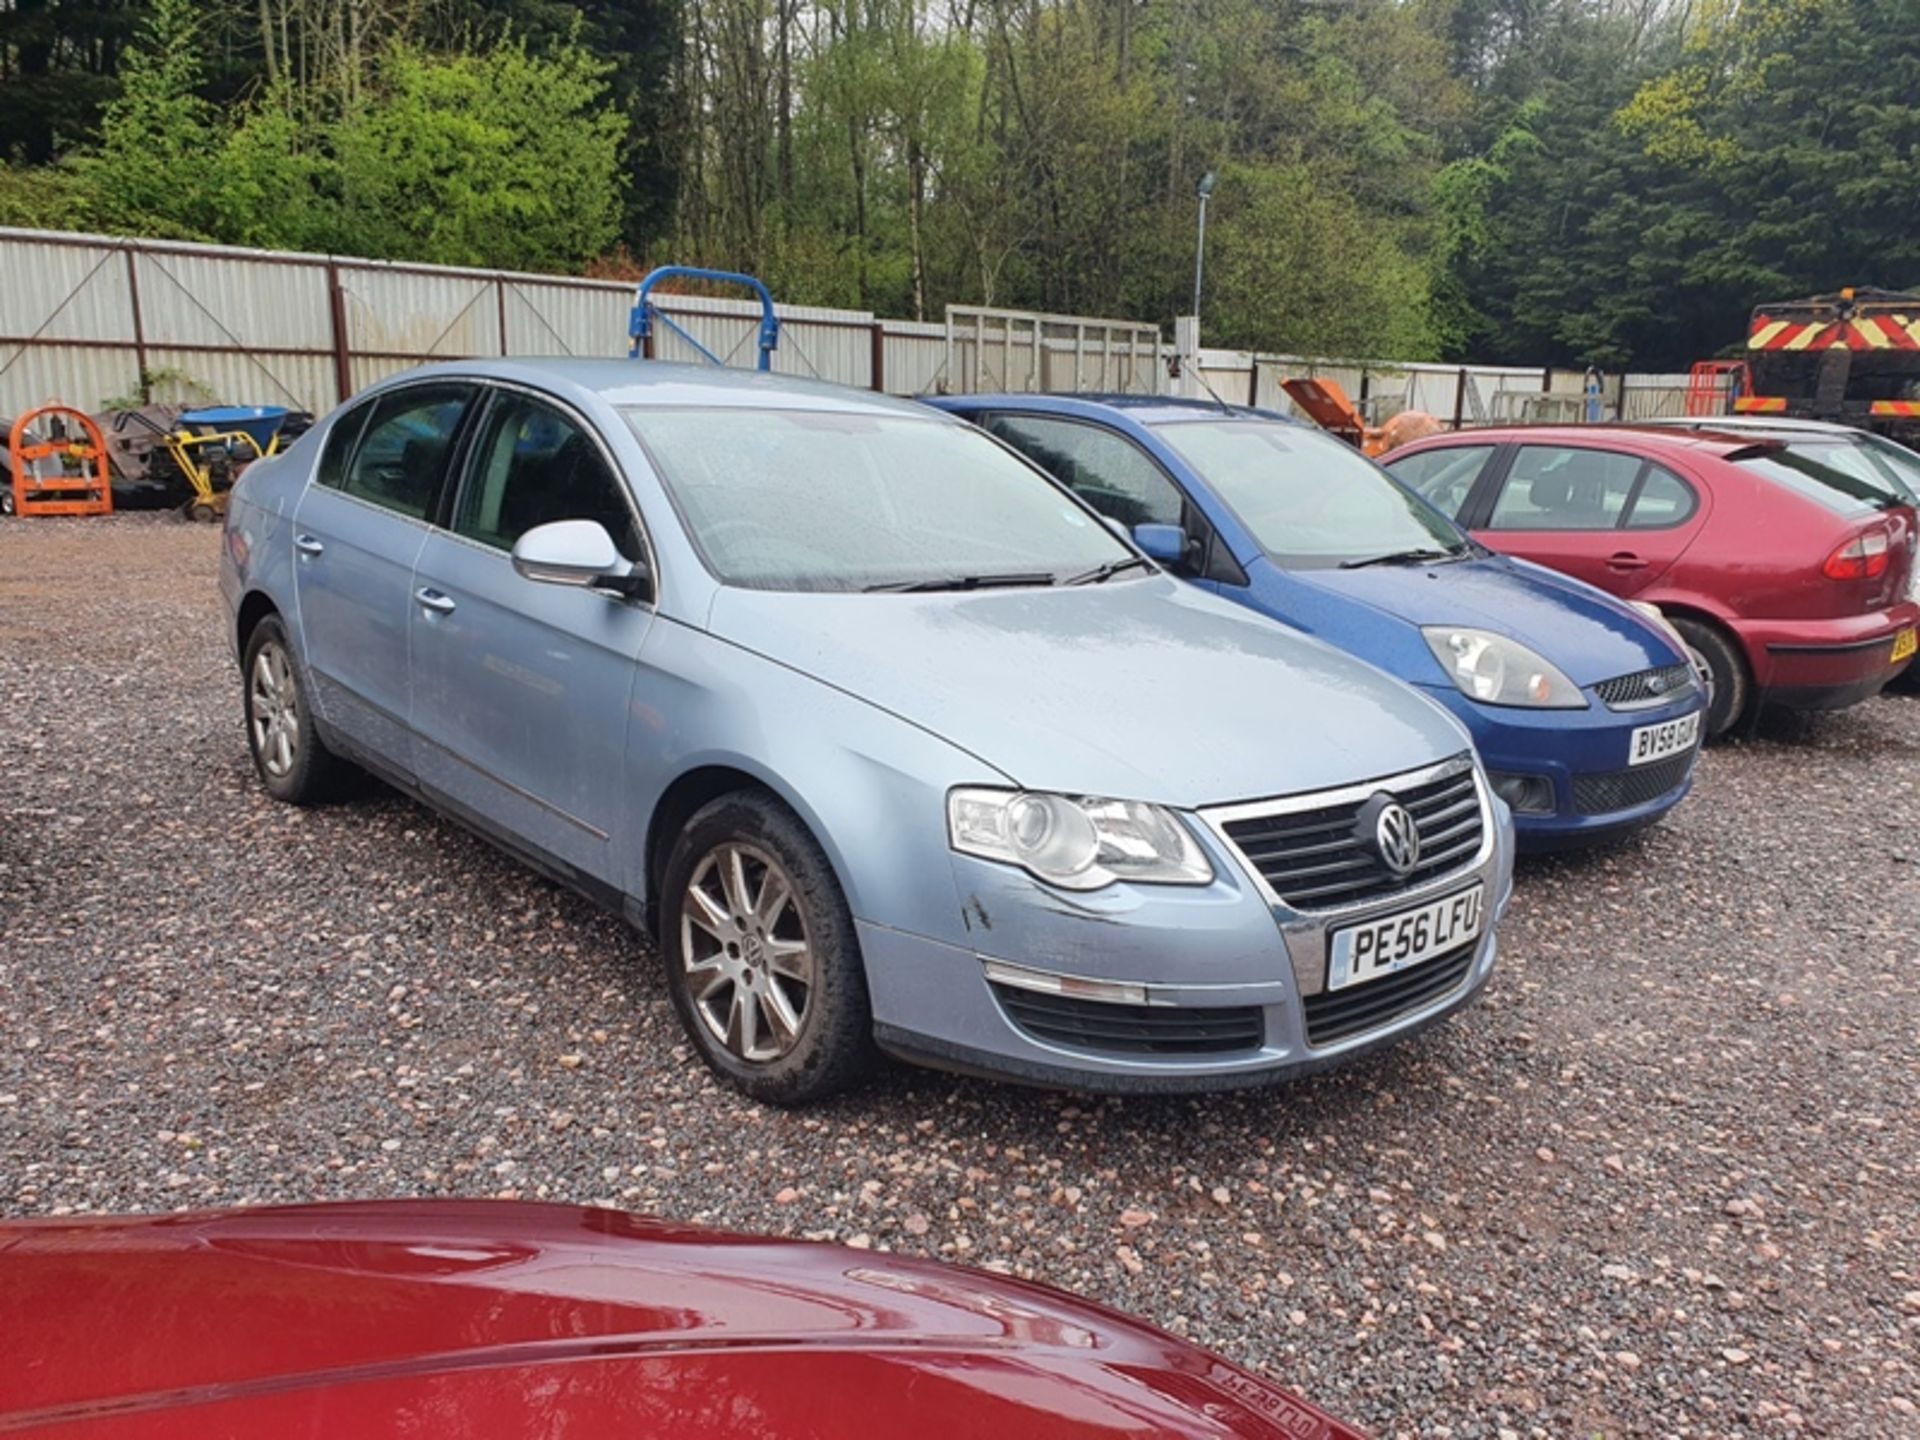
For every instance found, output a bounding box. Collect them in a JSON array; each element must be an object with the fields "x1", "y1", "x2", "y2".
[{"x1": 1893, "y1": 628, "x2": 1917, "y2": 665}]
